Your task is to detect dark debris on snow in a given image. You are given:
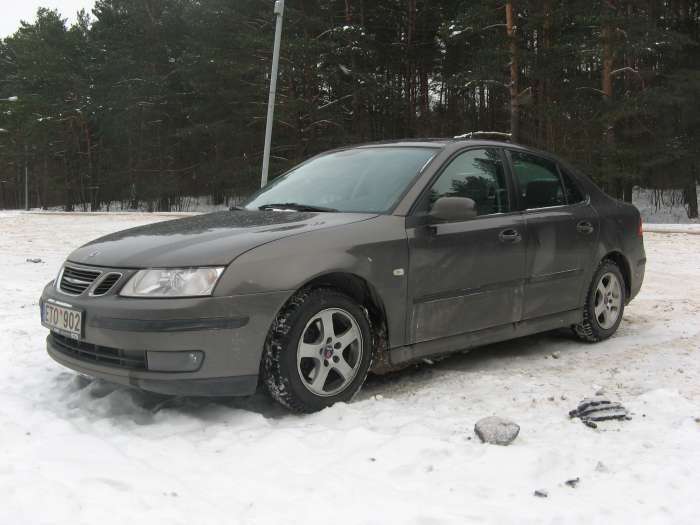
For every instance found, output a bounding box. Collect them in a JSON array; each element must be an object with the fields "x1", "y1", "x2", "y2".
[{"x1": 569, "y1": 397, "x2": 631, "y2": 428}]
